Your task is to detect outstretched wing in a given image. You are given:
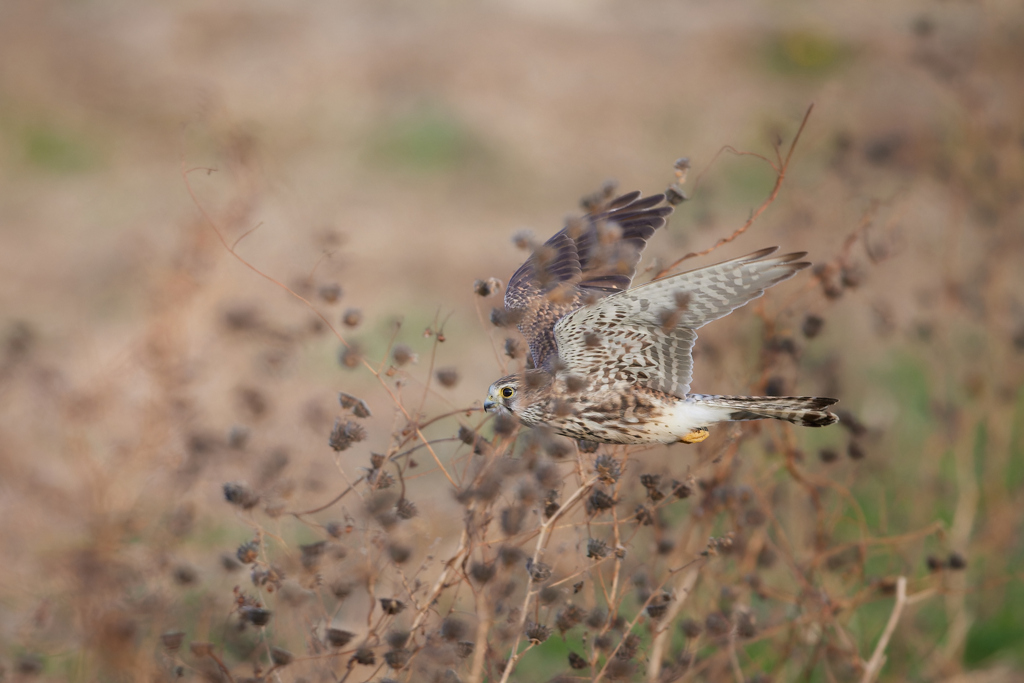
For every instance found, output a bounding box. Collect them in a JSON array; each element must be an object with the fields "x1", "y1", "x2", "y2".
[
  {"x1": 554, "y1": 247, "x2": 810, "y2": 397},
  {"x1": 504, "y1": 192, "x2": 673, "y2": 369}
]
